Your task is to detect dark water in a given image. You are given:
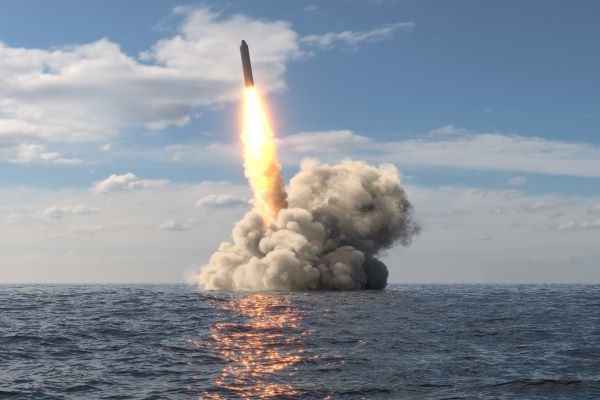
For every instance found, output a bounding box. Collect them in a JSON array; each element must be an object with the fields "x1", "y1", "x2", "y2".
[{"x1": 1, "y1": 285, "x2": 599, "y2": 399}]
